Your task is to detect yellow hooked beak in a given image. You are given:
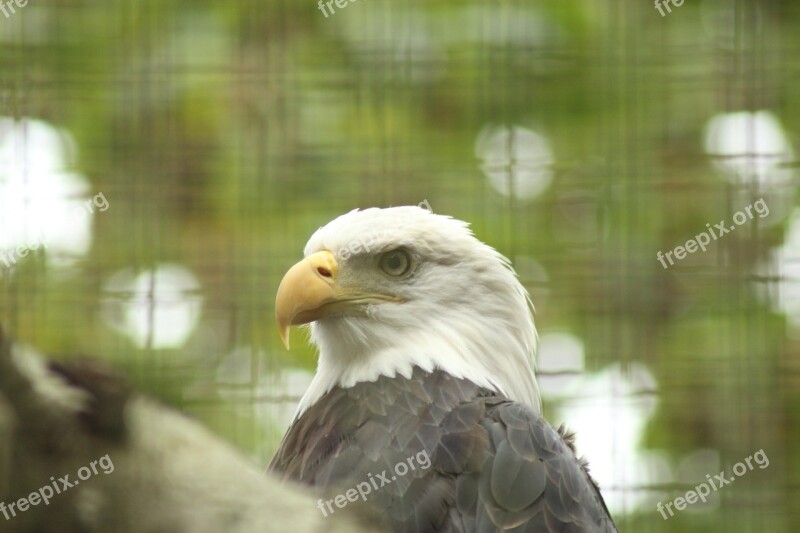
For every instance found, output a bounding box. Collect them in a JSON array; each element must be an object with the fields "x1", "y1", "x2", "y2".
[{"x1": 275, "y1": 250, "x2": 402, "y2": 349}]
